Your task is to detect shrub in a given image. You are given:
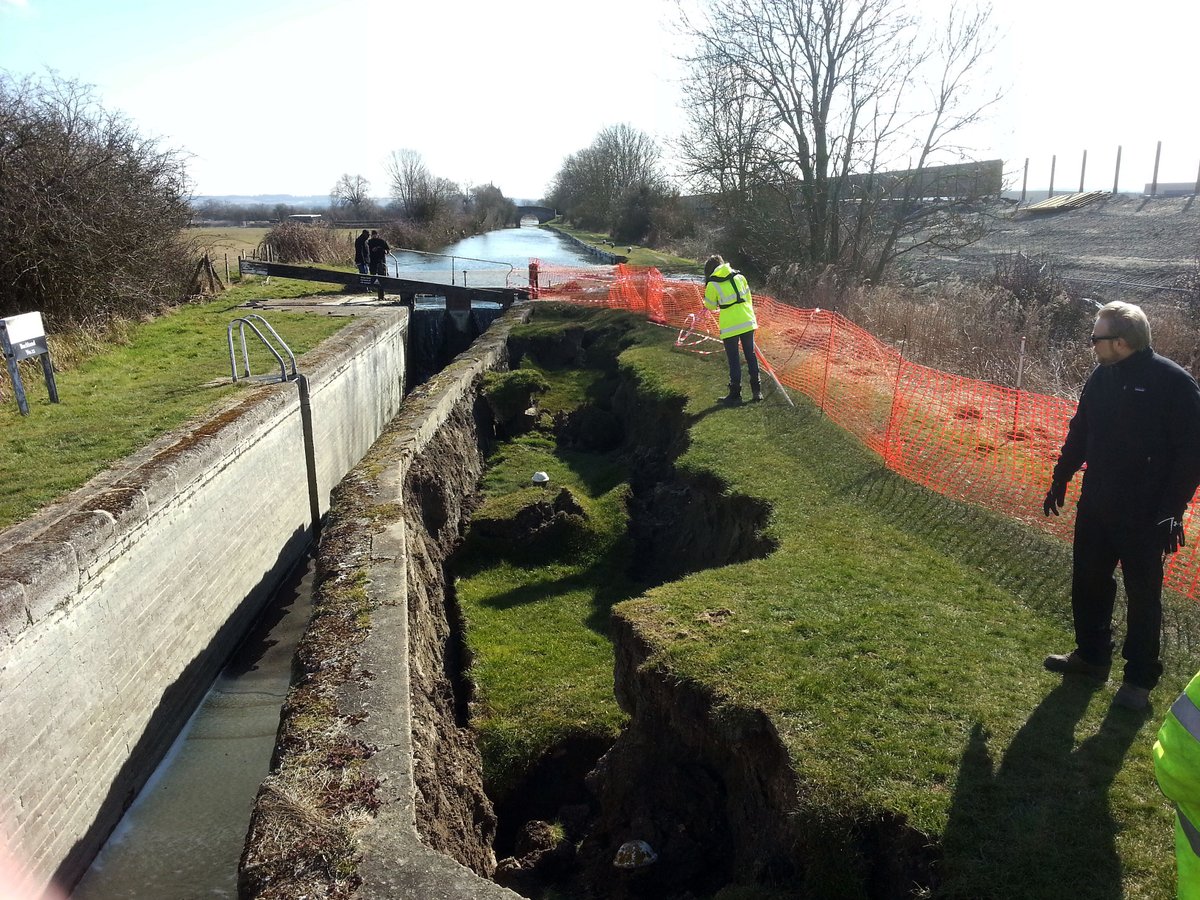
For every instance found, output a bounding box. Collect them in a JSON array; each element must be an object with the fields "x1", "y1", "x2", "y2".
[
  {"x1": 0, "y1": 72, "x2": 193, "y2": 328},
  {"x1": 261, "y1": 222, "x2": 350, "y2": 265}
]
